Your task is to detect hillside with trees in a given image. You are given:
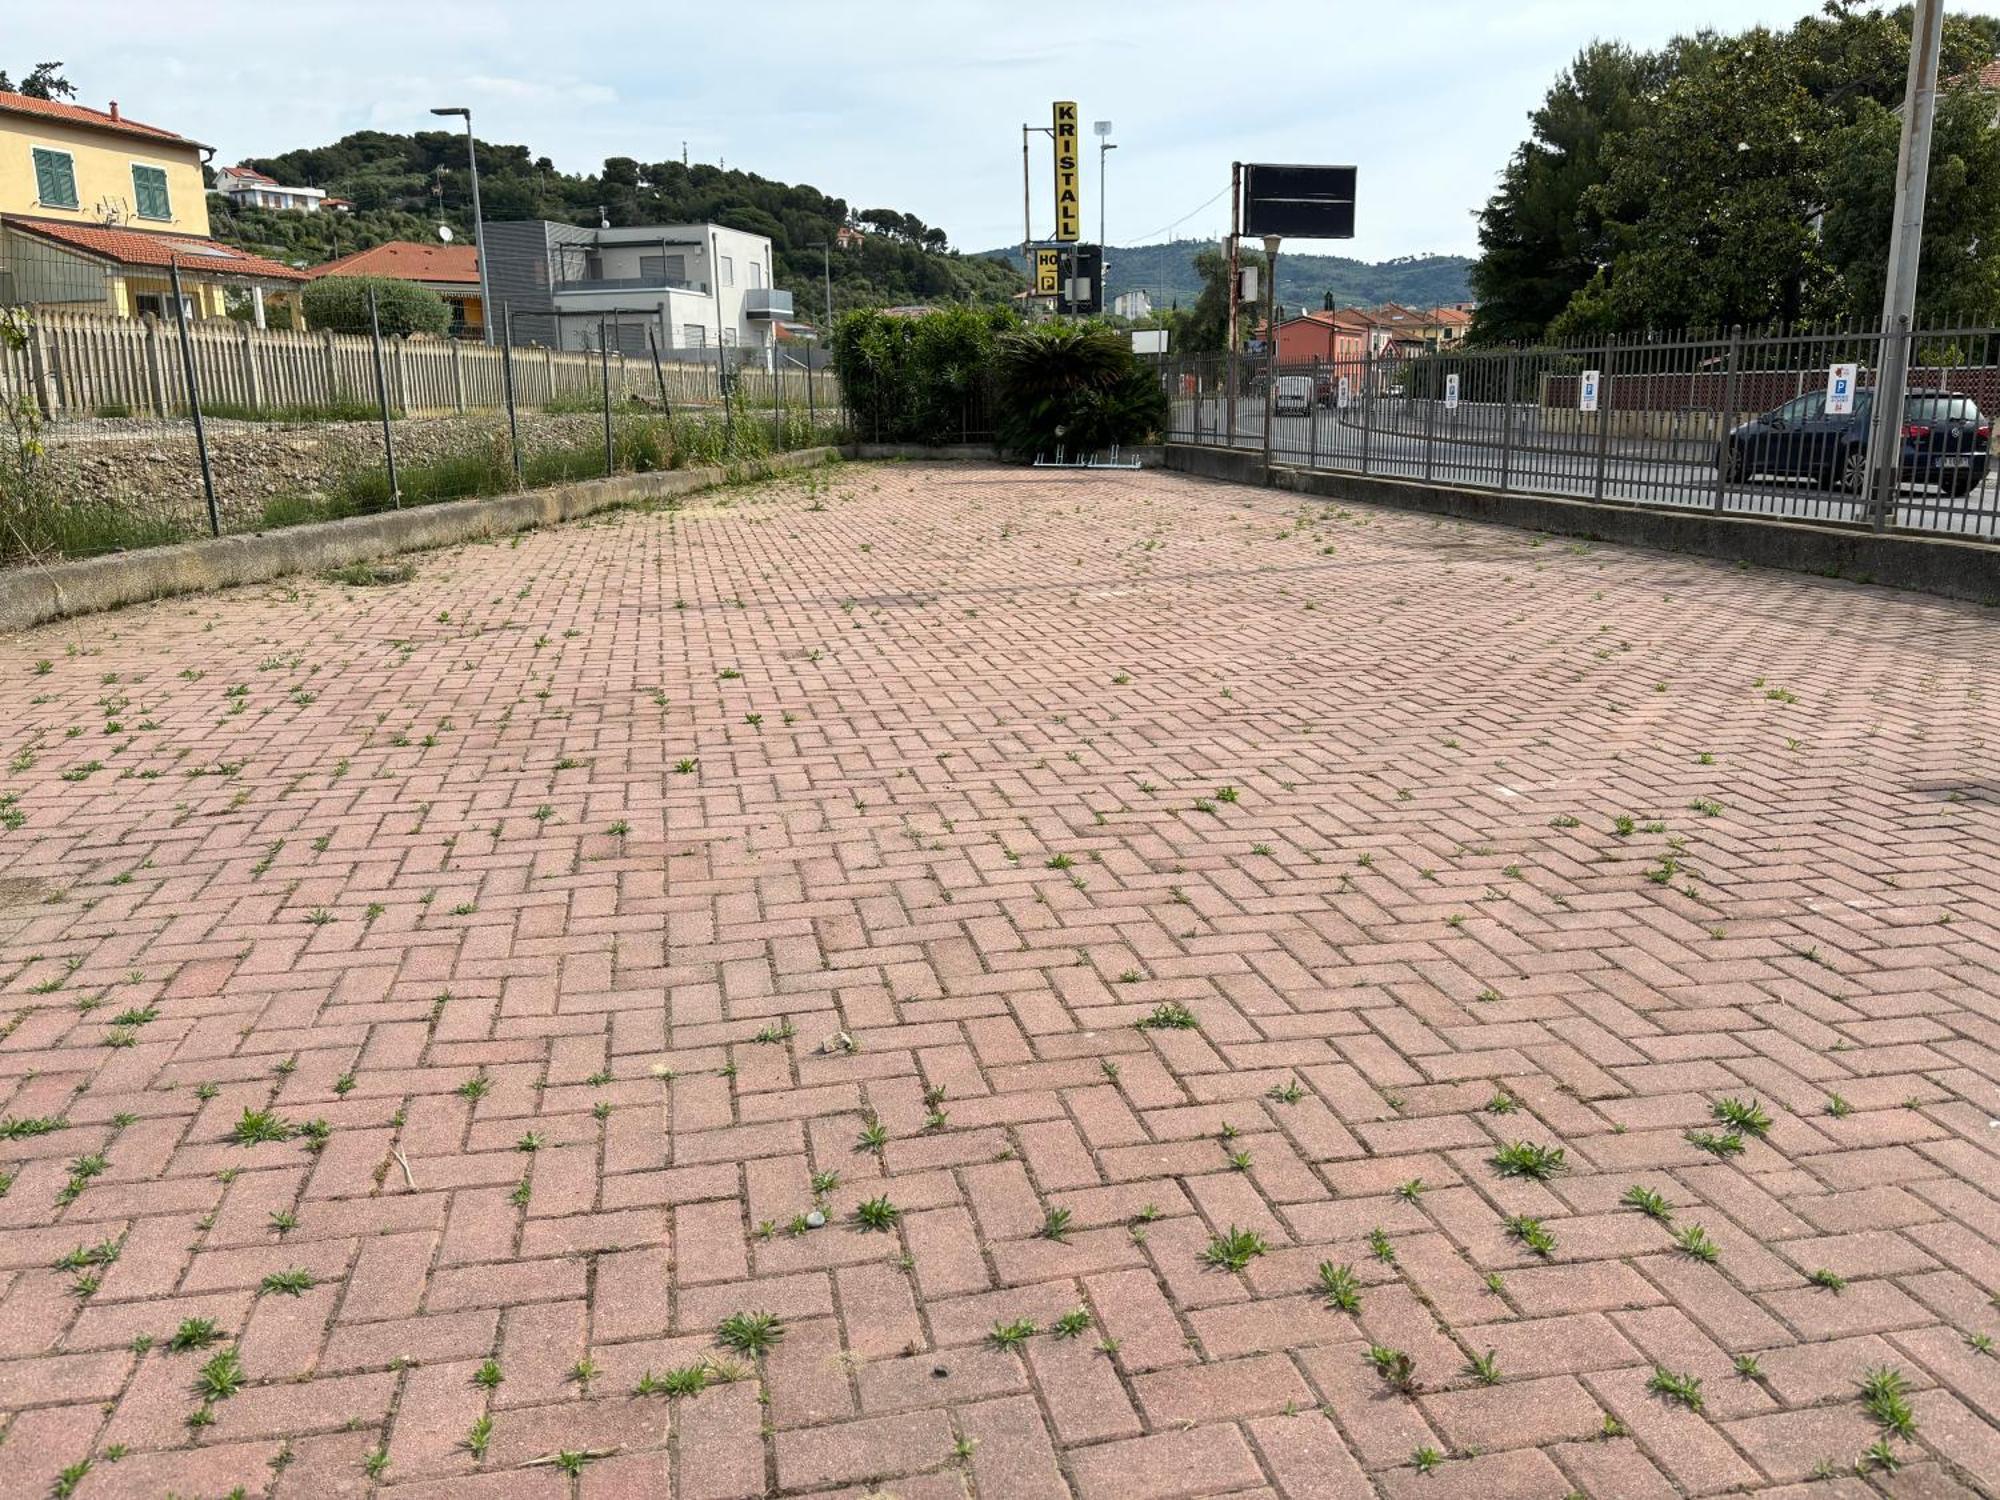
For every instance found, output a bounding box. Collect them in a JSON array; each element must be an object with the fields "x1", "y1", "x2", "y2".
[
  {"x1": 986, "y1": 241, "x2": 1472, "y2": 318},
  {"x1": 1469, "y1": 3, "x2": 2000, "y2": 342},
  {"x1": 205, "y1": 129, "x2": 1022, "y2": 318}
]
